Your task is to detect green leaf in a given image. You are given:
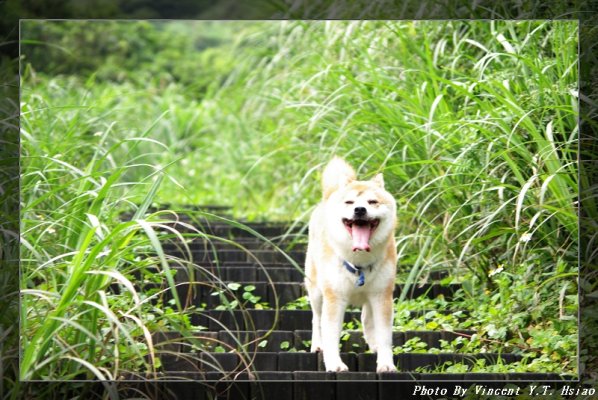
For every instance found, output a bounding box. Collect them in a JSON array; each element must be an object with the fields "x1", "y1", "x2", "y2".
[{"x1": 227, "y1": 283, "x2": 241, "y2": 291}]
